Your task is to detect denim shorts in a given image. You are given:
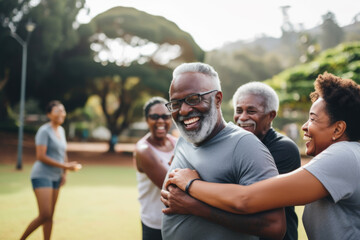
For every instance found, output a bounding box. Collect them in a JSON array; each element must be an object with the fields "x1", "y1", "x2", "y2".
[{"x1": 31, "y1": 178, "x2": 62, "y2": 189}]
